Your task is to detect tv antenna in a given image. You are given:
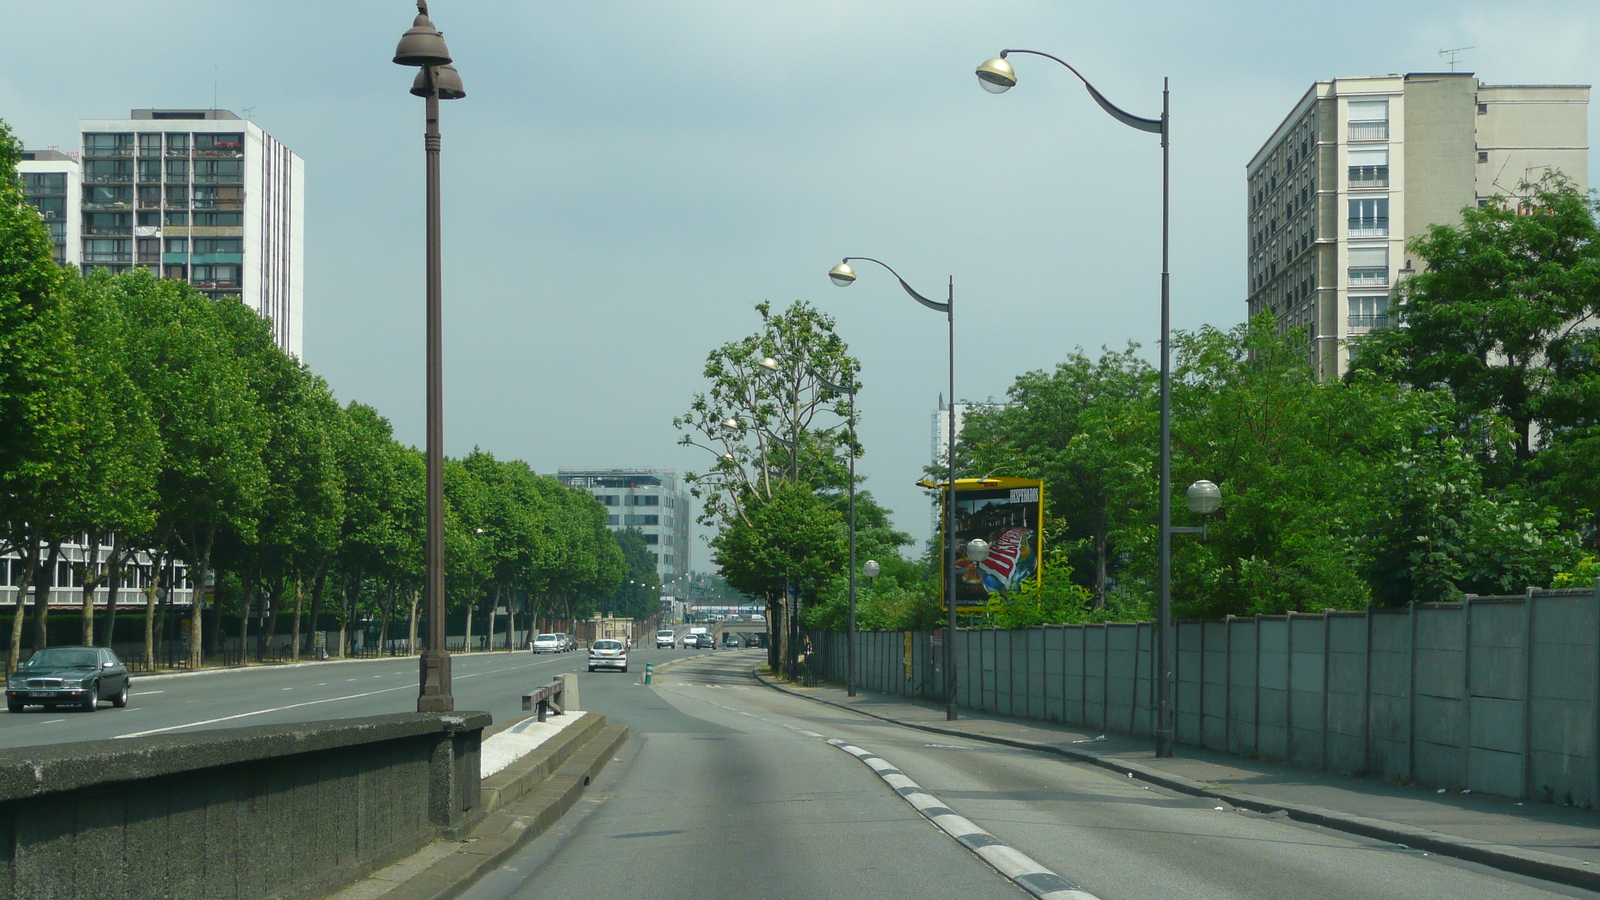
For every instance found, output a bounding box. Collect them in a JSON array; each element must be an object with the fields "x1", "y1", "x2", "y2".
[{"x1": 1439, "y1": 47, "x2": 1473, "y2": 72}]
